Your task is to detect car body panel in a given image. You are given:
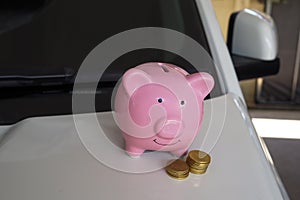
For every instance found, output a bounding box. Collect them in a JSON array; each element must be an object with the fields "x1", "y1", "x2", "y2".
[{"x1": 0, "y1": 94, "x2": 287, "y2": 199}]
